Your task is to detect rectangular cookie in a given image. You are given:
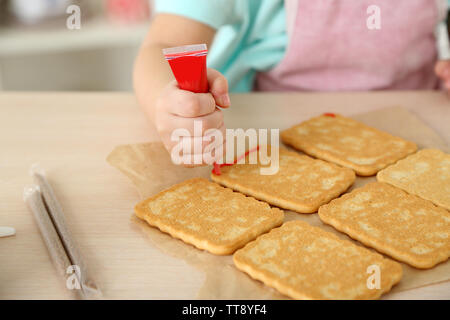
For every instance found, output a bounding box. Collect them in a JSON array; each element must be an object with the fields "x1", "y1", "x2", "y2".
[
  {"x1": 319, "y1": 182, "x2": 450, "y2": 269},
  {"x1": 281, "y1": 114, "x2": 417, "y2": 176},
  {"x1": 211, "y1": 147, "x2": 355, "y2": 213},
  {"x1": 233, "y1": 221, "x2": 402, "y2": 300},
  {"x1": 377, "y1": 148, "x2": 450, "y2": 210},
  {"x1": 135, "y1": 178, "x2": 284, "y2": 255}
]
